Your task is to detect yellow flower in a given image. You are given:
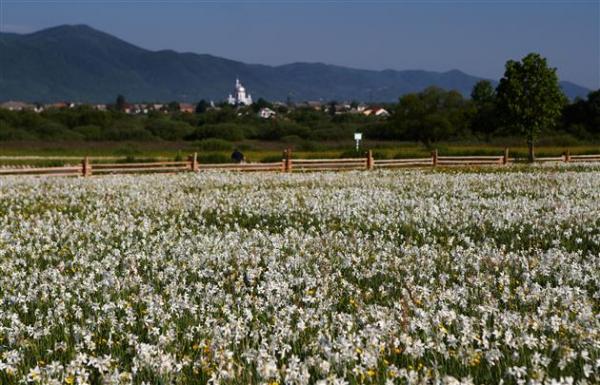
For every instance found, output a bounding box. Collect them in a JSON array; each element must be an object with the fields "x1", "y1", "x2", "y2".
[
  {"x1": 366, "y1": 369, "x2": 376, "y2": 377},
  {"x1": 65, "y1": 375, "x2": 75, "y2": 384},
  {"x1": 438, "y1": 323, "x2": 448, "y2": 334},
  {"x1": 469, "y1": 353, "x2": 482, "y2": 366}
]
